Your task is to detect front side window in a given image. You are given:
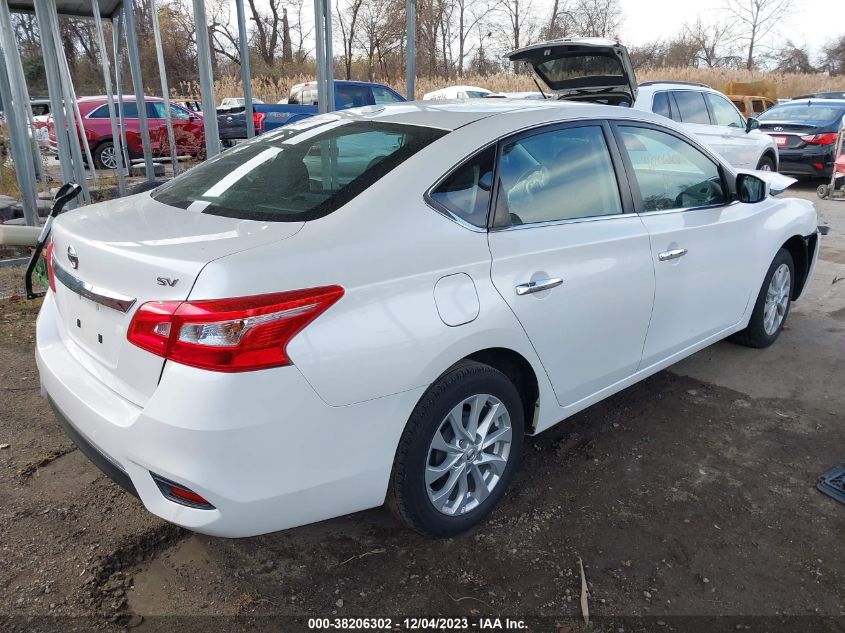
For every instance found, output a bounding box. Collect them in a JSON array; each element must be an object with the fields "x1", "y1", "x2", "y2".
[
  {"x1": 429, "y1": 147, "x2": 495, "y2": 227},
  {"x1": 618, "y1": 125, "x2": 726, "y2": 212},
  {"x1": 153, "y1": 120, "x2": 446, "y2": 221},
  {"x1": 672, "y1": 91, "x2": 711, "y2": 124},
  {"x1": 372, "y1": 86, "x2": 403, "y2": 104},
  {"x1": 147, "y1": 102, "x2": 166, "y2": 119},
  {"x1": 496, "y1": 125, "x2": 622, "y2": 226},
  {"x1": 336, "y1": 85, "x2": 369, "y2": 108},
  {"x1": 705, "y1": 93, "x2": 745, "y2": 128},
  {"x1": 170, "y1": 105, "x2": 191, "y2": 119}
]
